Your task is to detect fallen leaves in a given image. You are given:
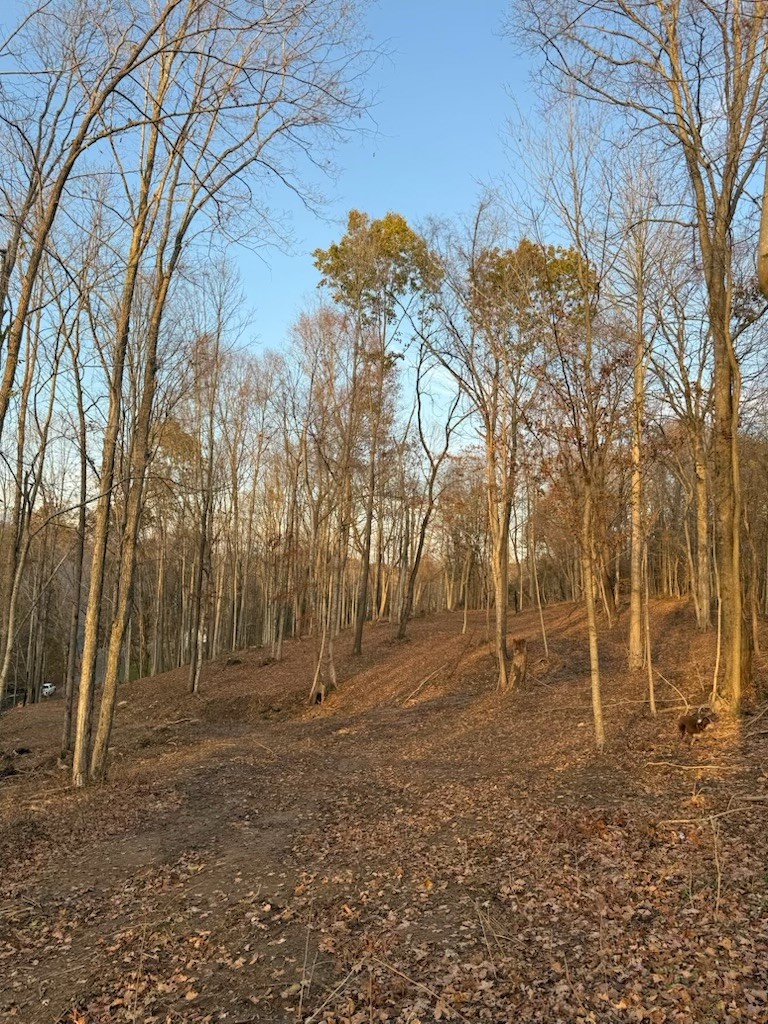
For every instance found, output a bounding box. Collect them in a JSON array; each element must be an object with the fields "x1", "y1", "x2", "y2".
[{"x1": 3, "y1": 609, "x2": 768, "y2": 1023}]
